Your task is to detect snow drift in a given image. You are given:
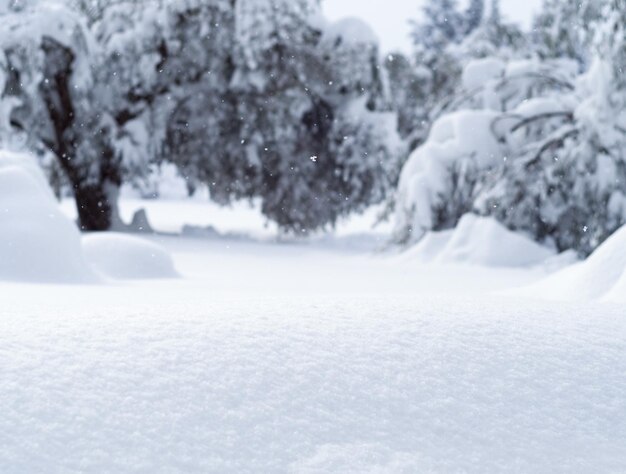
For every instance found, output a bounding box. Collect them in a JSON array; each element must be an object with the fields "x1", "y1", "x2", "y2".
[
  {"x1": 526, "y1": 225, "x2": 626, "y2": 302},
  {"x1": 403, "y1": 214, "x2": 554, "y2": 268},
  {"x1": 82, "y1": 233, "x2": 178, "y2": 280},
  {"x1": 0, "y1": 150, "x2": 94, "y2": 283},
  {"x1": 0, "y1": 150, "x2": 177, "y2": 283},
  {"x1": 437, "y1": 215, "x2": 554, "y2": 267}
]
